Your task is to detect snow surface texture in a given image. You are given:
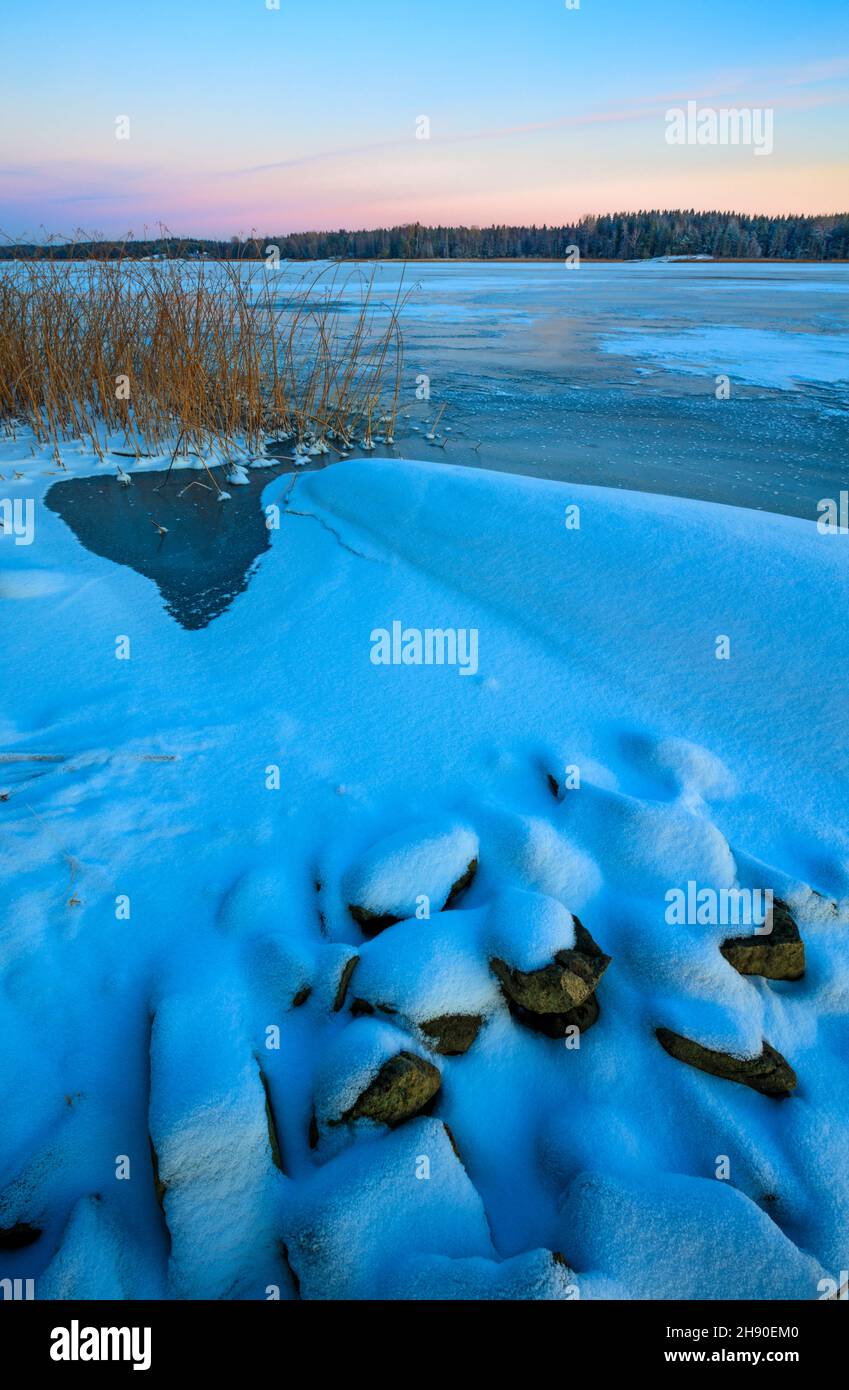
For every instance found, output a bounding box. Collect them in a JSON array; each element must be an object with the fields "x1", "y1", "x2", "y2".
[{"x1": 1, "y1": 438, "x2": 848, "y2": 1301}]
